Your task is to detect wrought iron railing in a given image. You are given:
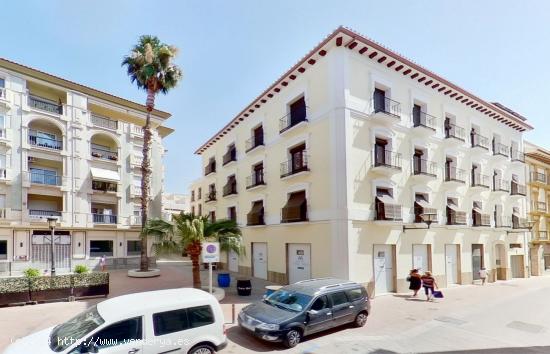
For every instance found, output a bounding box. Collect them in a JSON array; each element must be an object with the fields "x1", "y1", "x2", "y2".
[
  {"x1": 91, "y1": 114, "x2": 118, "y2": 130},
  {"x1": 206, "y1": 191, "x2": 216, "y2": 202},
  {"x1": 371, "y1": 96, "x2": 401, "y2": 117},
  {"x1": 93, "y1": 213, "x2": 118, "y2": 224},
  {"x1": 222, "y1": 182, "x2": 237, "y2": 196},
  {"x1": 204, "y1": 162, "x2": 216, "y2": 176},
  {"x1": 471, "y1": 133, "x2": 490, "y2": 149},
  {"x1": 222, "y1": 149, "x2": 237, "y2": 165},
  {"x1": 246, "y1": 172, "x2": 265, "y2": 189},
  {"x1": 531, "y1": 172, "x2": 547, "y2": 184},
  {"x1": 533, "y1": 201, "x2": 547, "y2": 213},
  {"x1": 245, "y1": 134, "x2": 264, "y2": 152},
  {"x1": 493, "y1": 142, "x2": 509, "y2": 157},
  {"x1": 493, "y1": 178, "x2": 511, "y2": 192},
  {"x1": 279, "y1": 110, "x2": 308, "y2": 133},
  {"x1": 29, "y1": 209, "x2": 62, "y2": 217},
  {"x1": 445, "y1": 167, "x2": 467, "y2": 183},
  {"x1": 471, "y1": 173, "x2": 490, "y2": 188},
  {"x1": 412, "y1": 158, "x2": 437, "y2": 176},
  {"x1": 495, "y1": 216, "x2": 512, "y2": 228},
  {"x1": 473, "y1": 213, "x2": 491, "y2": 226},
  {"x1": 374, "y1": 149, "x2": 402, "y2": 169},
  {"x1": 280, "y1": 151, "x2": 309, "y2": 177},
  {"x1": 510, "y1": 149, "x2": 525, "y2": 163},
  {"x1": 510, "y1": 182, "x2": 526, "y2": 196},
  {"x1": 537, "y1": 231, "x2": 548, "y2": 240},
  {"x1": 512, "y1": 216, "x2": 528, "y2": 229},
  {"x1": 29, "y1": 132, "x2": 62, "y2": 150},
  {"x1": 28, "y1": 95, "x2": 63, "y2": 114},
  {"x1": 444, "y1": 123, "x2": 465, "y2": 141},
  {"x1": 412, "y1": 110, "x2": 438, "y2": 130}
]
